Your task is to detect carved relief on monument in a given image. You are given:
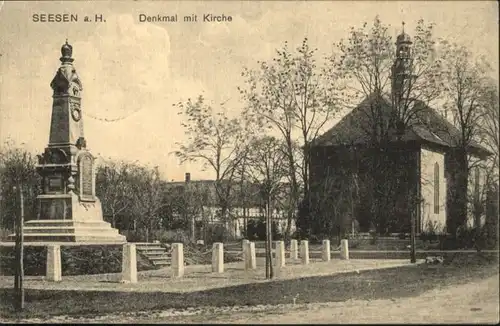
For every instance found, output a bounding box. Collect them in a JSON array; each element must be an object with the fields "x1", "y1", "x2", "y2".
[
  {"x1": 39, "y1": 148, "x2": 69, "y2": 165},
  {"x1": 77, "y1": 151, "x2": 95, "y2": 201},
  {"x1": 47, "y1": 175, "x2": 64, "y2": 193},
  {"x1": 70, "y1": 101, "x2": 81, "y2": 122}
]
